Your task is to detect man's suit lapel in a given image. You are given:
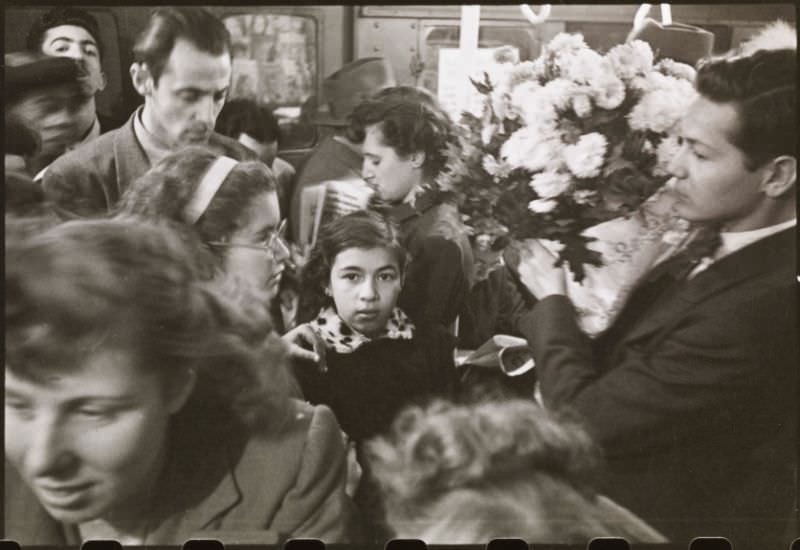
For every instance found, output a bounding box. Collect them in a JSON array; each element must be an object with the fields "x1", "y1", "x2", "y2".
[
  {"x1": 112, "y1": 111, "x2": 150, "y2": 201},
  {"x1": 623, "y1": 227, "x2": 795, "y2": 344}
]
